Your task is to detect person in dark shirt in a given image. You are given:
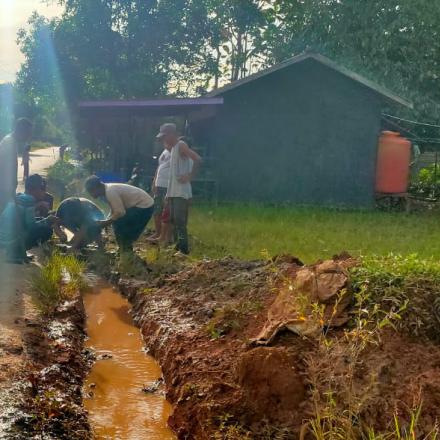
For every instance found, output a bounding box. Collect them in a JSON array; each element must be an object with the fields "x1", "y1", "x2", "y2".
[
  {"x1": 0, "y1": 174, "x2": 56, "y2": 263},
  {"x1": 56, "y1": 197, "x2": 105, "y2": 249}
]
